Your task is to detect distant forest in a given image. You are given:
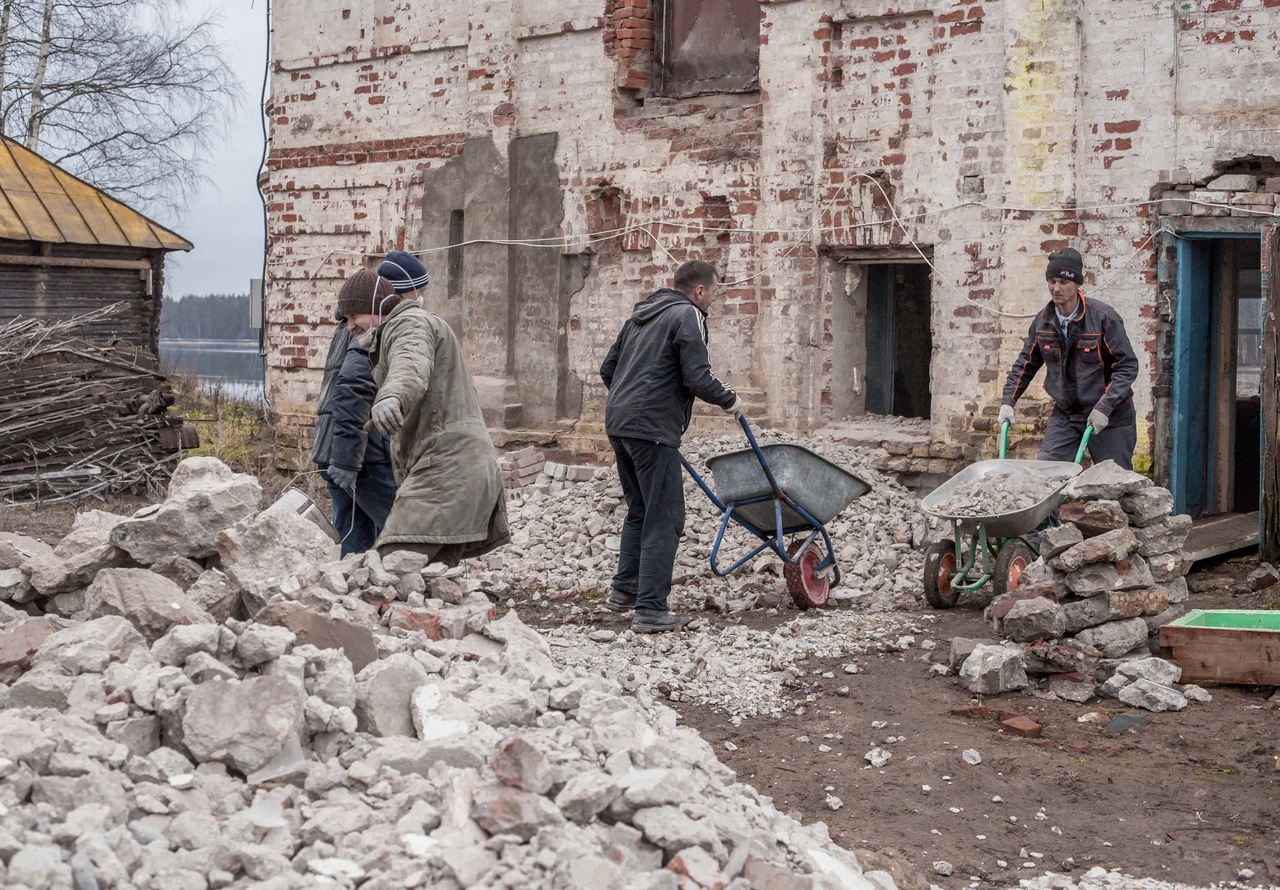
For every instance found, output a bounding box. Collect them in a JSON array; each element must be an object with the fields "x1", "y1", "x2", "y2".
[{"x1": 160, "y1": 294, "x2": 254, "y2": 341}]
